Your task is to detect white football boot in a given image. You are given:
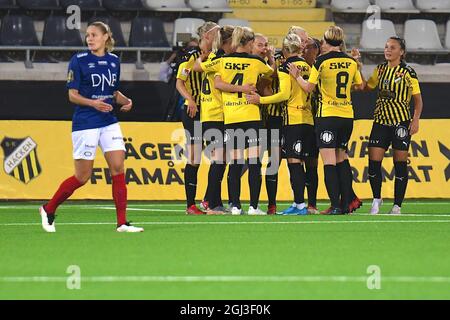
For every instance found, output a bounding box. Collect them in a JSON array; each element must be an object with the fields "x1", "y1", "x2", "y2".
[
  {"x1": 247, "y1": 206, "x2": 267, "y2": 215},
  {"x1": 370, "y1": 199, "x2": 383, "y2": 215},
  {"x1": 230, "y1": 207, "x2": 243, "y2": 215},
  {"x1": 39, "y1": 206, "x2": 55, "y2": 233},
  {"x1": 117, "y1": 223, "x2": 144, "y2": 233},
  {"x1": 389, "y1": 205, "x2": 402, "y2": 215}
]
